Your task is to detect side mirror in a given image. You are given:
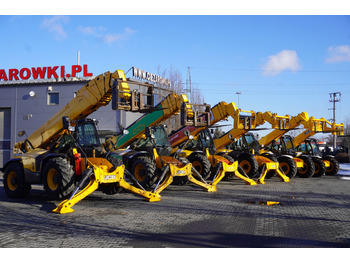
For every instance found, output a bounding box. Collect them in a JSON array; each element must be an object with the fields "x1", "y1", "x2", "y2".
[
  {"x1": 145, "y1": 127, "x2": 155, "y2": 139},
  {"x1": 228, "y1": 134, "x2": 233, "y2": 141},
  {"x1": 184, "y1": 130, "x2": 190, "y2": 137},
  {"x1": 62, "y1": 116, "x2": 71, "y2": 130}
]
